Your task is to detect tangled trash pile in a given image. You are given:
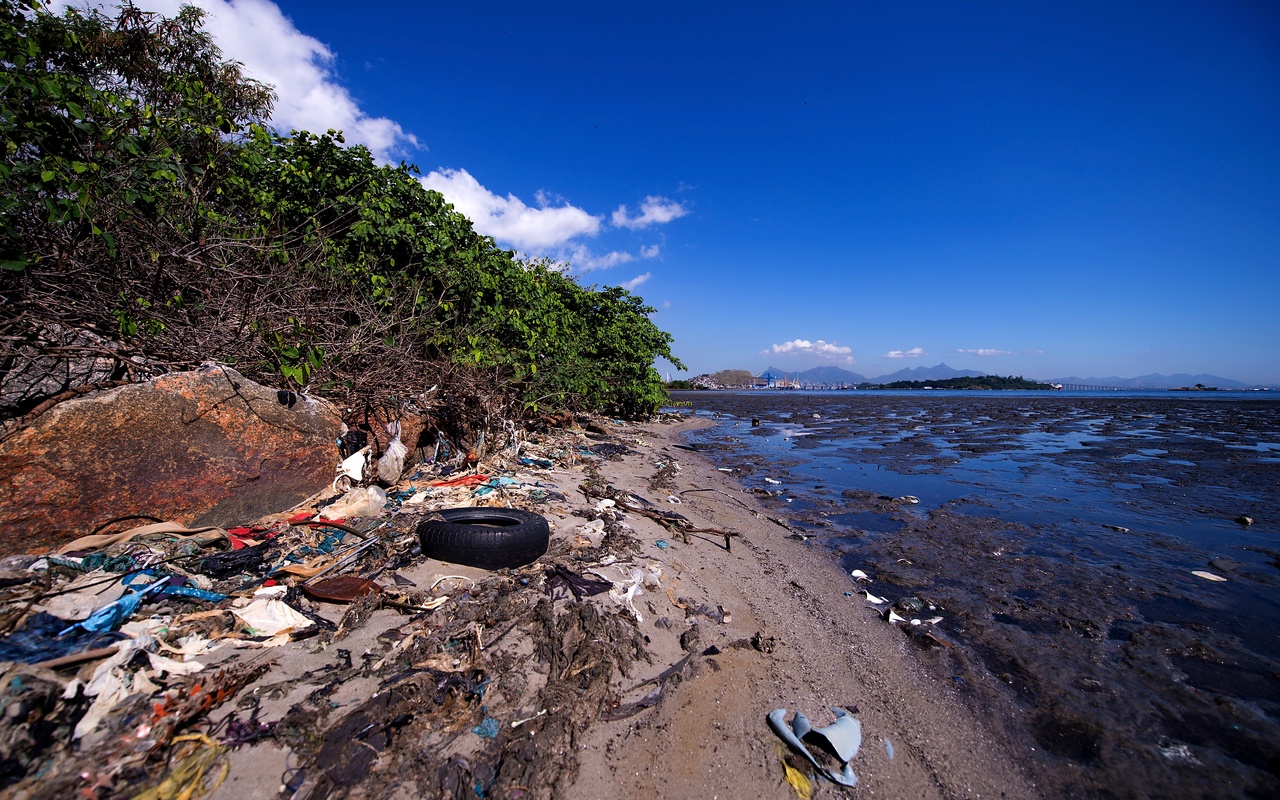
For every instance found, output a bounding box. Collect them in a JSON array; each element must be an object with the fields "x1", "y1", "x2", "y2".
[{"x1": 0, "y1": 416, "x2": 698, "y2": 800}]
